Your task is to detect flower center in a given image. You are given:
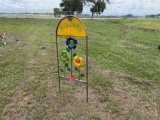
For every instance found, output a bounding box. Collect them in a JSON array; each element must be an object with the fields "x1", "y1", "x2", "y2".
[
  {"x1": 76, "y1": 59, "x2": 80, "y2": 63},
  {"x1": 62, "y1": 54, "x2": 66, "y2": 58},
  {"x1": 70, "y1": 40, "x2": 74, "y2": 45}
]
